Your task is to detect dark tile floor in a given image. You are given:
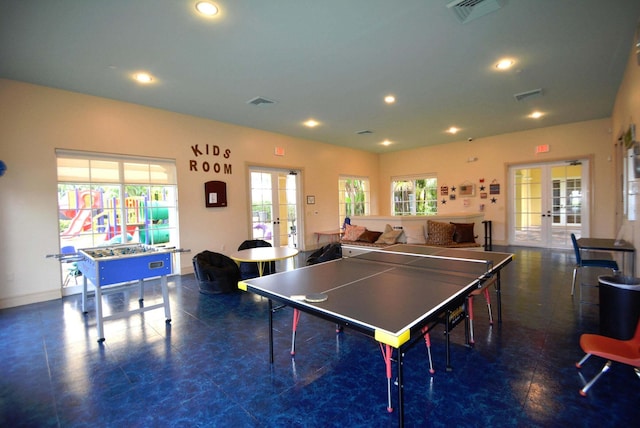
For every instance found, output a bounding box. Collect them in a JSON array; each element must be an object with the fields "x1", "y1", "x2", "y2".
[{"x1": 1, "y1": 246, "x2": 638, "y2": 427}]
